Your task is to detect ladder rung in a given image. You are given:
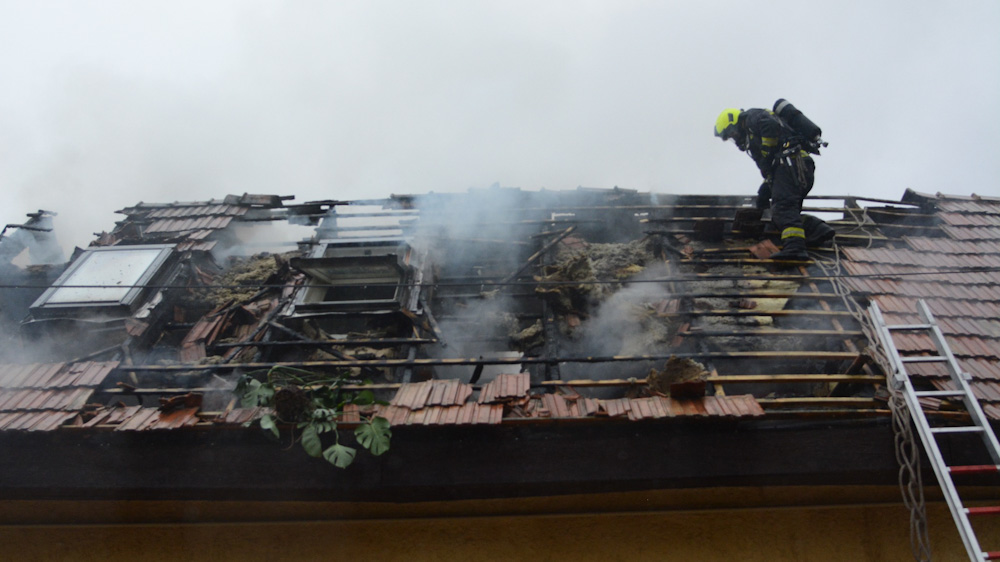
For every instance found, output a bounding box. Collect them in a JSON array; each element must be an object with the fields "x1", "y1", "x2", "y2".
[
  {"x1": 966, "y1": 506, "x2": 1000, "y2": 516},
  {"x1": 930, "y1": 426, "x2": 985, "y2": 434},
  {"x1": 913, "y1": 390, "x2": 967, "y2": 398},
  {"x1": 901, "y1": 356, "x2": 947, "y2": 363},
  {"x1": 886, "y1": 323, "x2": 933, "y2": 331},
  {"x1": 871, "y1": 302, "x2": 1000, "y2": 562},
  {"x1": 949, "y1": 465, "x2": 1000, "y2": 475}
]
